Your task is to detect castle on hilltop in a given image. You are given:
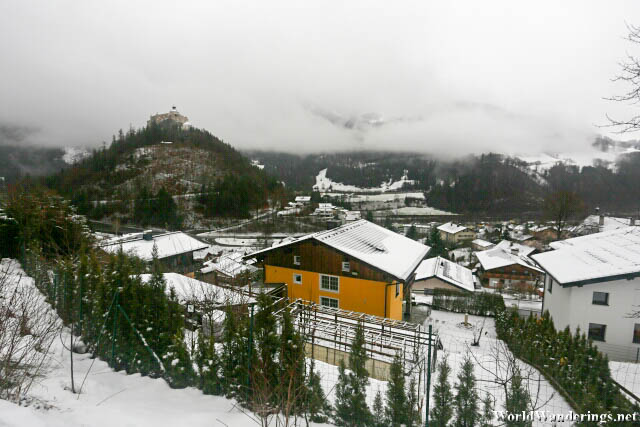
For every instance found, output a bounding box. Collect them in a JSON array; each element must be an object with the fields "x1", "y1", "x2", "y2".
[{"x1": 148, "y1": 106, "x2": 191, "y2": 128}]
